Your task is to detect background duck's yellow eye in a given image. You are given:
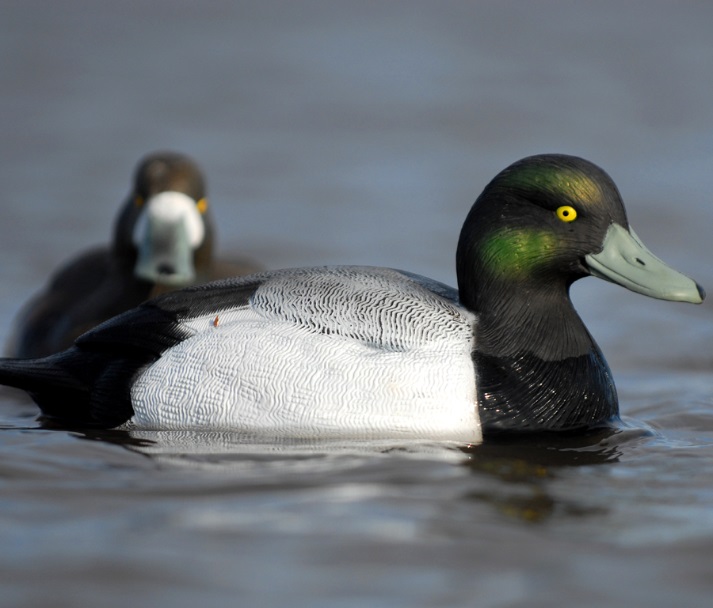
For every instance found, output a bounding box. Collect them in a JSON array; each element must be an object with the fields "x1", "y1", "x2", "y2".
[
  {"x1": 197, "y1": 198, "x2": 209, "y2": 214},
  {"x1": 134, "y1": 195, "x2": 144, "y2": 208},
  {"x1": 556, "y1": 205, "x2": 577, "y2": 222}
]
